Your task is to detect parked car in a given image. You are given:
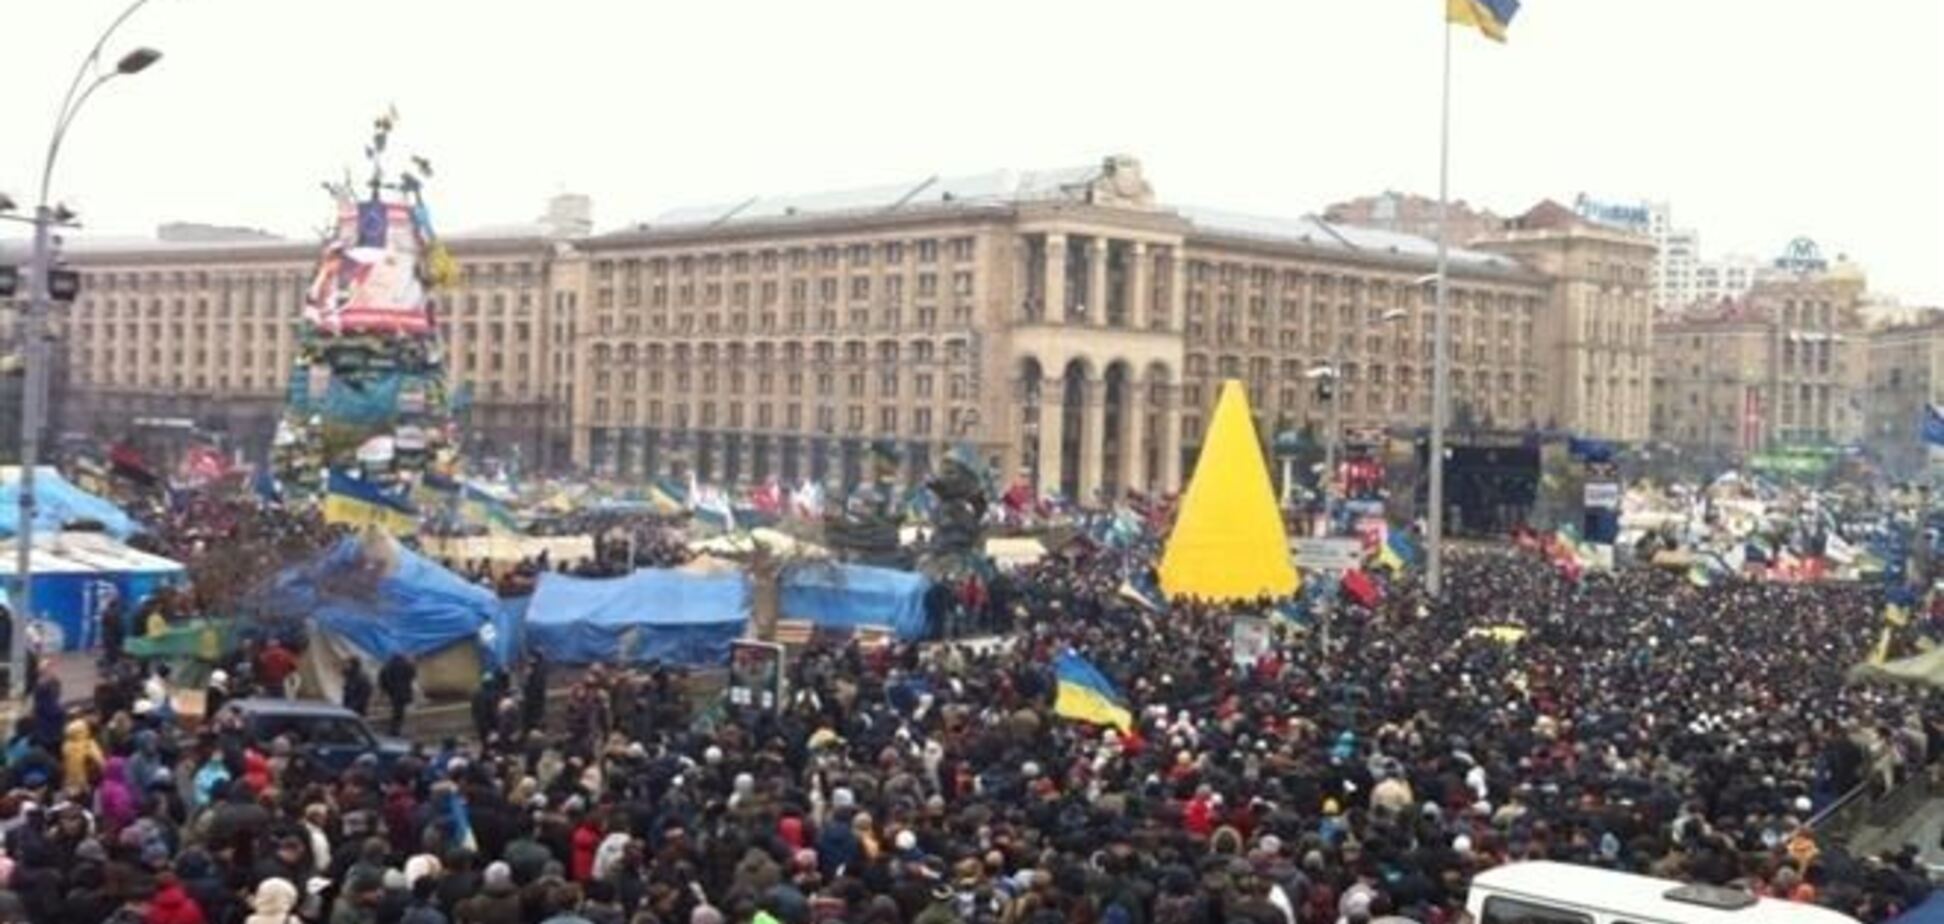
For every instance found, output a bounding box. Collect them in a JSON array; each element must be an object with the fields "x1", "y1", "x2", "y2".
[{"x1": 218, "y1": 697, "x2": 411, "y2": 774}]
